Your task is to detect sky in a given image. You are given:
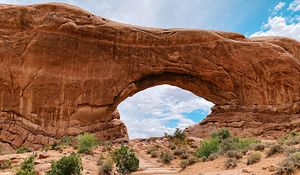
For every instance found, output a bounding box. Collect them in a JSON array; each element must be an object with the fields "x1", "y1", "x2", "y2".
[{"x1": 1, "y1": 0, "x2": 300, "y2": 138}]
